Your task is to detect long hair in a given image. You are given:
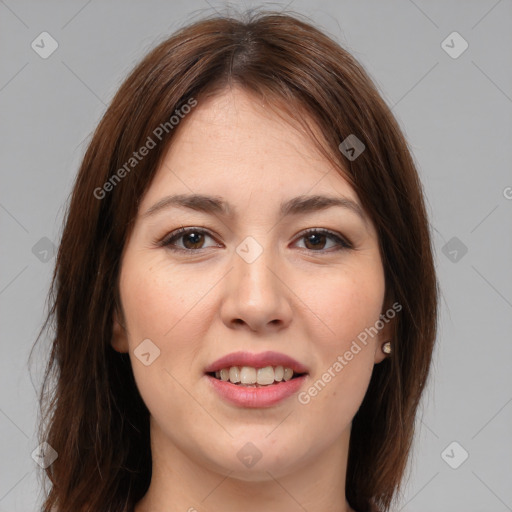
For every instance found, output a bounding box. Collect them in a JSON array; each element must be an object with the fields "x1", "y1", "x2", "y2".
[{"x1": 31, "y1": 8, "x2": 438, "y2": 512}]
